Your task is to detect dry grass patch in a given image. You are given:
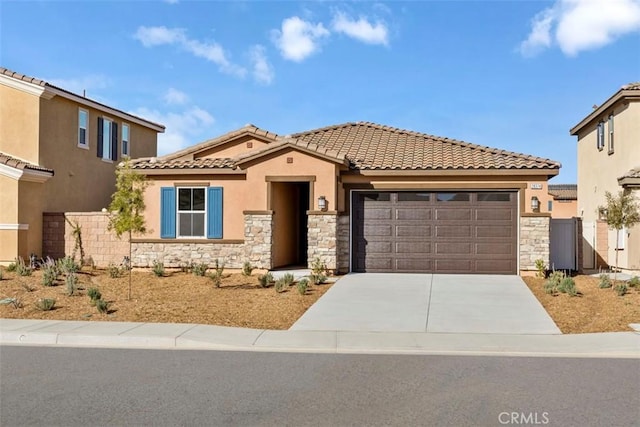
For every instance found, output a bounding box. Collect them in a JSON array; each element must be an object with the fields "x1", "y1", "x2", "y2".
[
  {"x1": 0, "y1": 268, "x2": 333, "y2": 330},
  {"x1": 522, "y1": 275, "x2": 640, "y2": 333}
]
